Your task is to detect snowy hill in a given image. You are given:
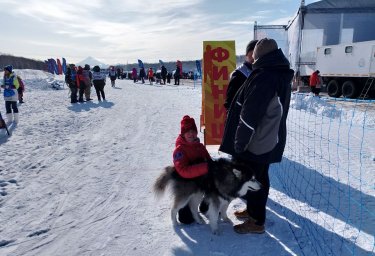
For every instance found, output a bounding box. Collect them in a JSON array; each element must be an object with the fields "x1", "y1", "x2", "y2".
[
  {"x1": 76, "y1": 56, "x2": 108, "y2": 68},
  {"x1": 0, "y1": 70, "x2": 373, "y2": 256}
]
